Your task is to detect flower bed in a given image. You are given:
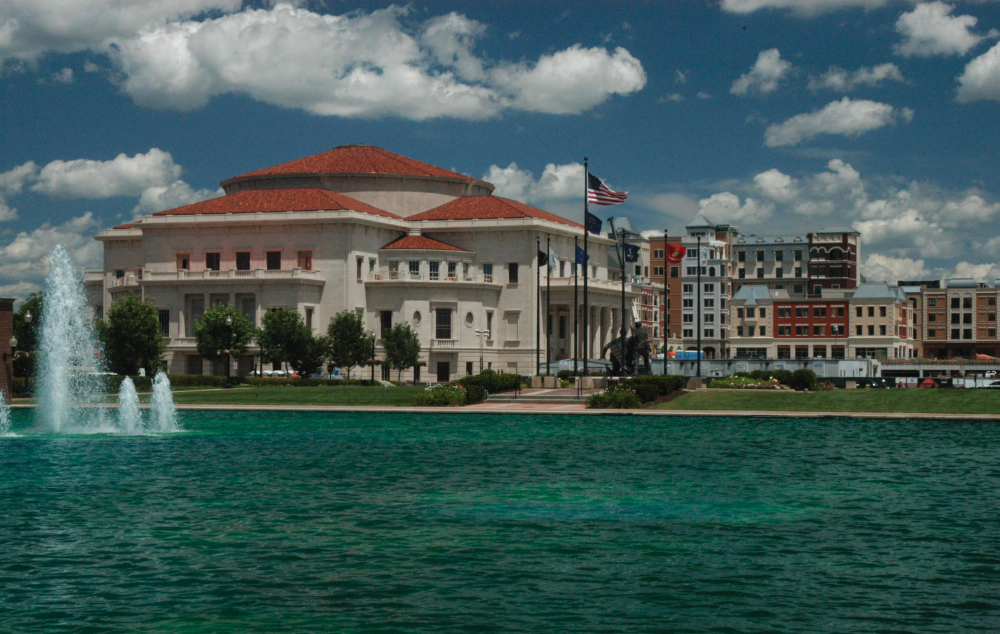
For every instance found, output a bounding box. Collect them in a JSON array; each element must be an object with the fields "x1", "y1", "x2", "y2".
[
  {"x1": 414, "y1": 383, "x2": 467, "y2": 406},
  {"x1": 709, "y1": 376, "x2": 789, "y2": 390}
]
